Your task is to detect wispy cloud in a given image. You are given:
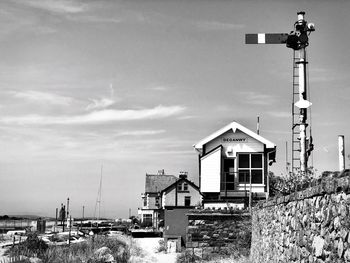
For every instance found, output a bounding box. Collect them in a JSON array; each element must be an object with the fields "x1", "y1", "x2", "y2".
[
  {"x1": 18, "y1": 0, "x2": 87, "y2": 14},
  {"x1": 148, "y1": 86, "x2": 168, "y2": 91},
  {"x1": 115, "y1": 130, "x2": 166, "y2": 137},
  {"x1": 11, "y1": 90, "x2": 73, "y2": 106},
  {"x1": 240, "y1": 91, "x2": 275, "y2": 105},
  {"x1": 178, "y1": 115, "x2": 197, "y2": 120},
  {"x1": 86, "y1": 84, "x2": 118, "y2": 110},
  {"x1": 0, "y1": 105, "x2": 186, "y2": 125},
  {"x1": 66, "y1": 14, "x2": 122, "y2": 24},
  {"x1": 195, "y1": 21, "x2": 245, "y2": 31},
  {"x1": 266, "y1": 111, "x2": 290, "y2": 118},
  {"x1": 86, "y1": 98, "x2": 115, "y2": 111}
]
